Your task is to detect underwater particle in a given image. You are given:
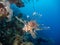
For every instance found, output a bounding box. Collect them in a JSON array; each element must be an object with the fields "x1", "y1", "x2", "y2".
[
  {"x1": 41, "y1": 24, "x2": 44, "y2": 26},
  {"x1": 43, "y1": 26, "x2": 51, "y2": 30},
  {"x1": 27, "y1": 15, "x2": 29, "y2": 18},
  {"x1": 47, "y1": 26, "x2": 51, "y2": 29},
  {"x1": 33, "y1": 11, "x2": 37, "y2": 16},
  {"x1": 38, "y1": 14, "x2": 42, "y2": 17}
]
